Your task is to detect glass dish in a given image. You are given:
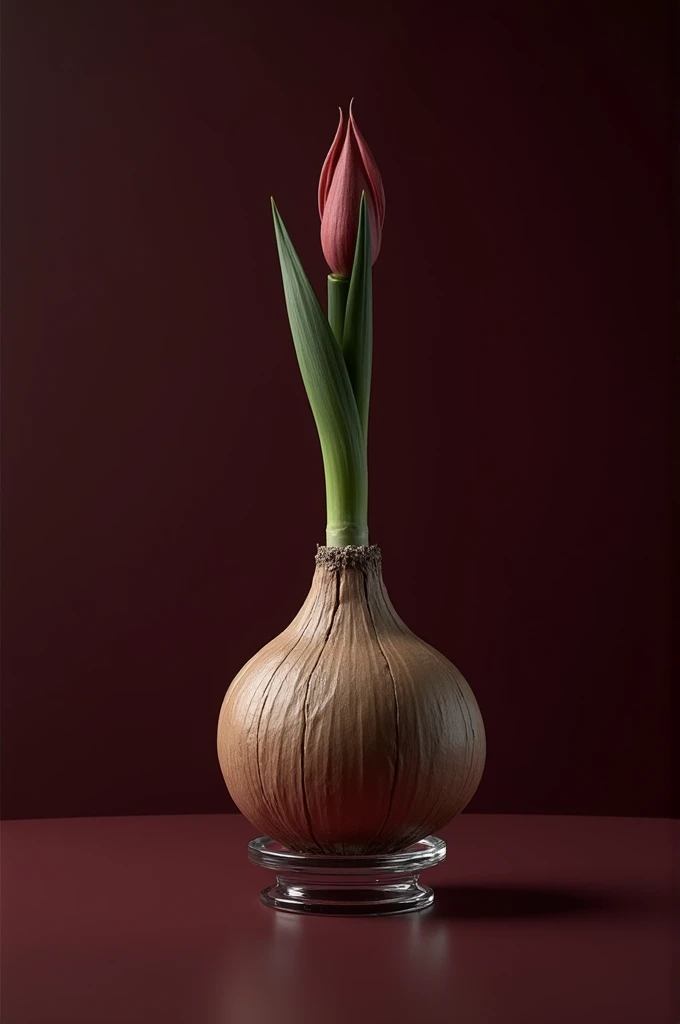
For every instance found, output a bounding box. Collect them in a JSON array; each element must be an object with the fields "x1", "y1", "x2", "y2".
[{"x1": 247, "y1": 835, "x2": 446, "y2": 917}]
